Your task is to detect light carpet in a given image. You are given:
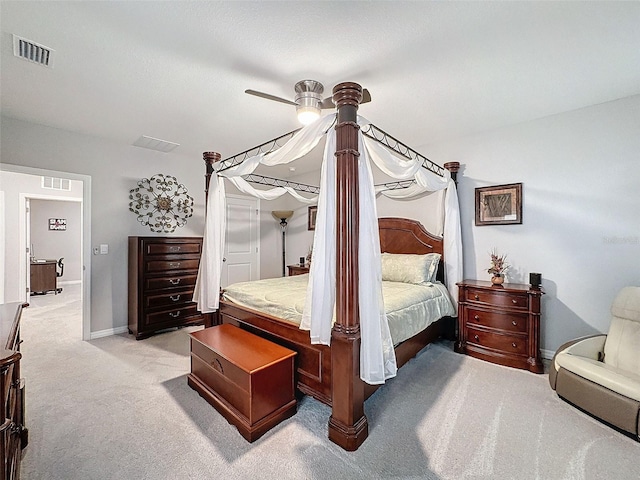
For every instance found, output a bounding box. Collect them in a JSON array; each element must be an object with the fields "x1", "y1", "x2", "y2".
[{"x1": 19, "y1": 285, "x2": 639, "y2": 479}]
